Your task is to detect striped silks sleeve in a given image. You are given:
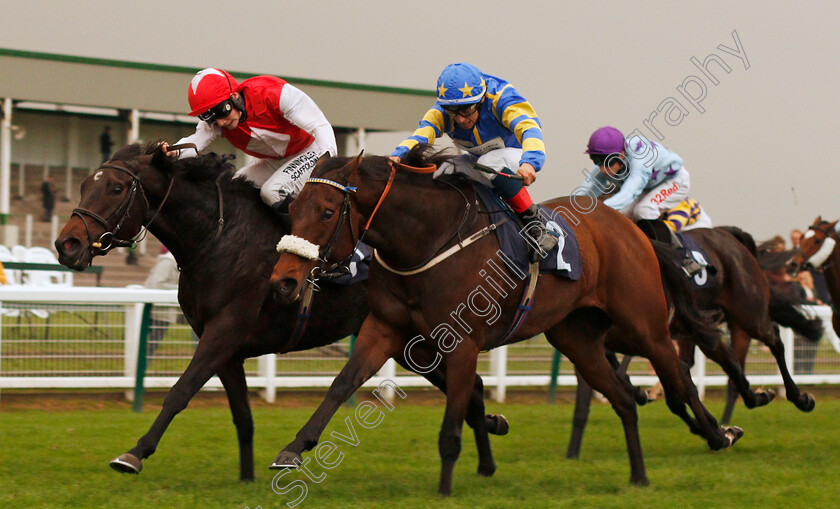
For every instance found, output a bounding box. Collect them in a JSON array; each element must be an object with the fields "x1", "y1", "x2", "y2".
[{"x1": 391, "y1": 107, "x2": 448, "y2": 158}]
